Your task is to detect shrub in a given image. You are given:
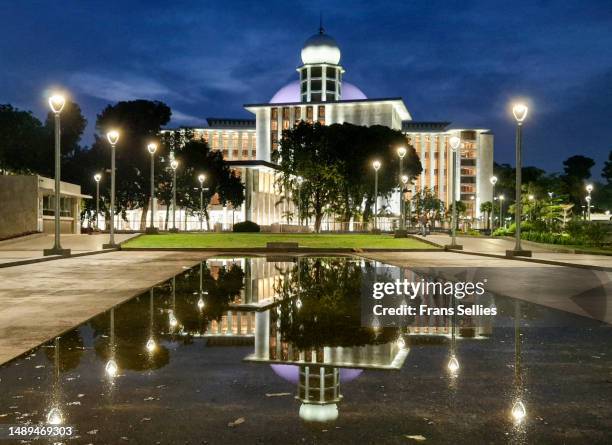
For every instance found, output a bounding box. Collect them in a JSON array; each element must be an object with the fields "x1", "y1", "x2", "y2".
[
  {"x1": 233, "y1": 220, "x2": 260, "y2": 232},
  {"x1": 584, "y1": 223, "x2": 608, "y2": 246}
]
